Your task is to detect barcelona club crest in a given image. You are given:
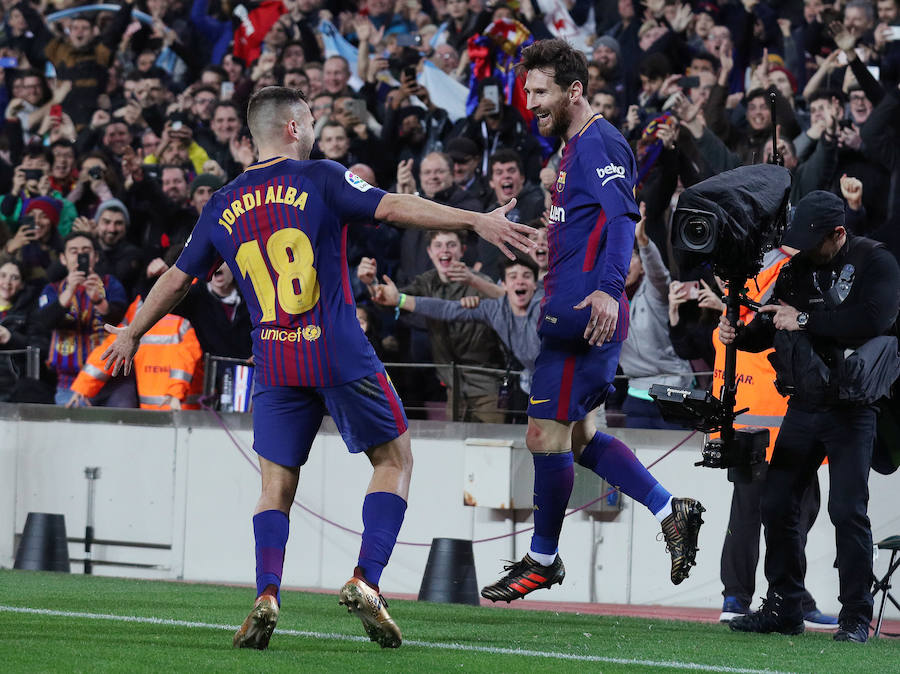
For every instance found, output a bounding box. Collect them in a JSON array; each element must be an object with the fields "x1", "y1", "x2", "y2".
[
  {"x1": 302, "y1": 325, "x2": 322, "y2": 342},
  {"x1": 556, "y1": 171, "x2": 566, "y2": 193}
]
